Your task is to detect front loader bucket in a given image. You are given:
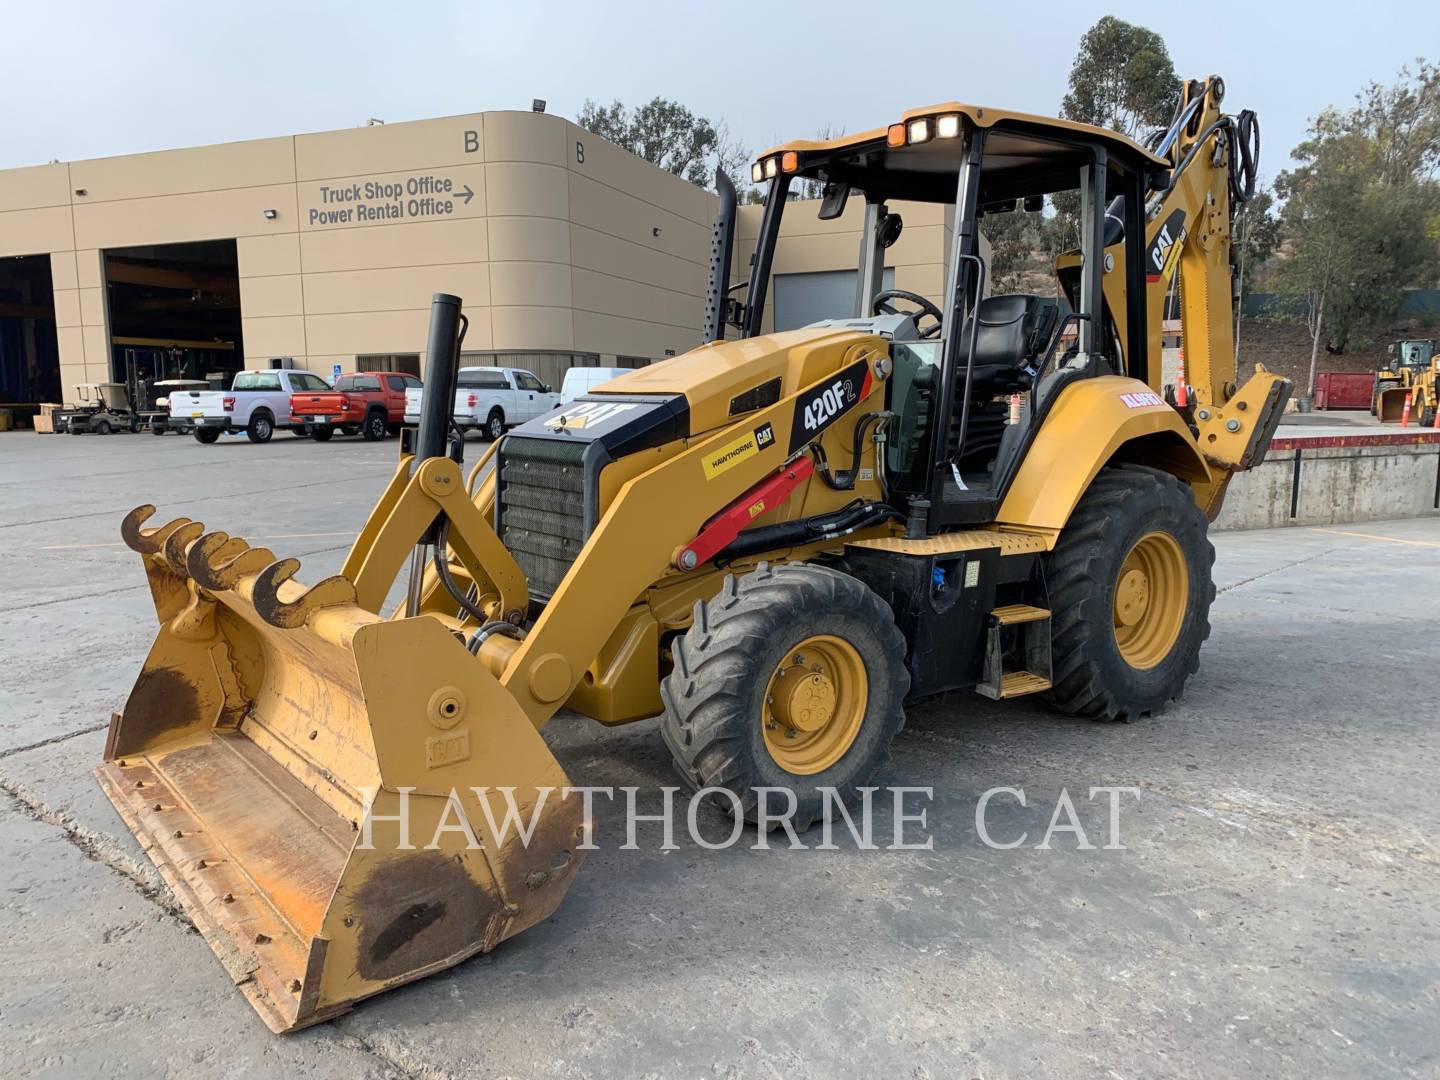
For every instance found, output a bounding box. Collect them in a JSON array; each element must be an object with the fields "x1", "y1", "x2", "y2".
[
  {"x1": 1376, "y1": 386, "x2": 1412, "y2": 423},
  {"x1": 96, "y1": 508, "x2": 586, "y2": 1032}
]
